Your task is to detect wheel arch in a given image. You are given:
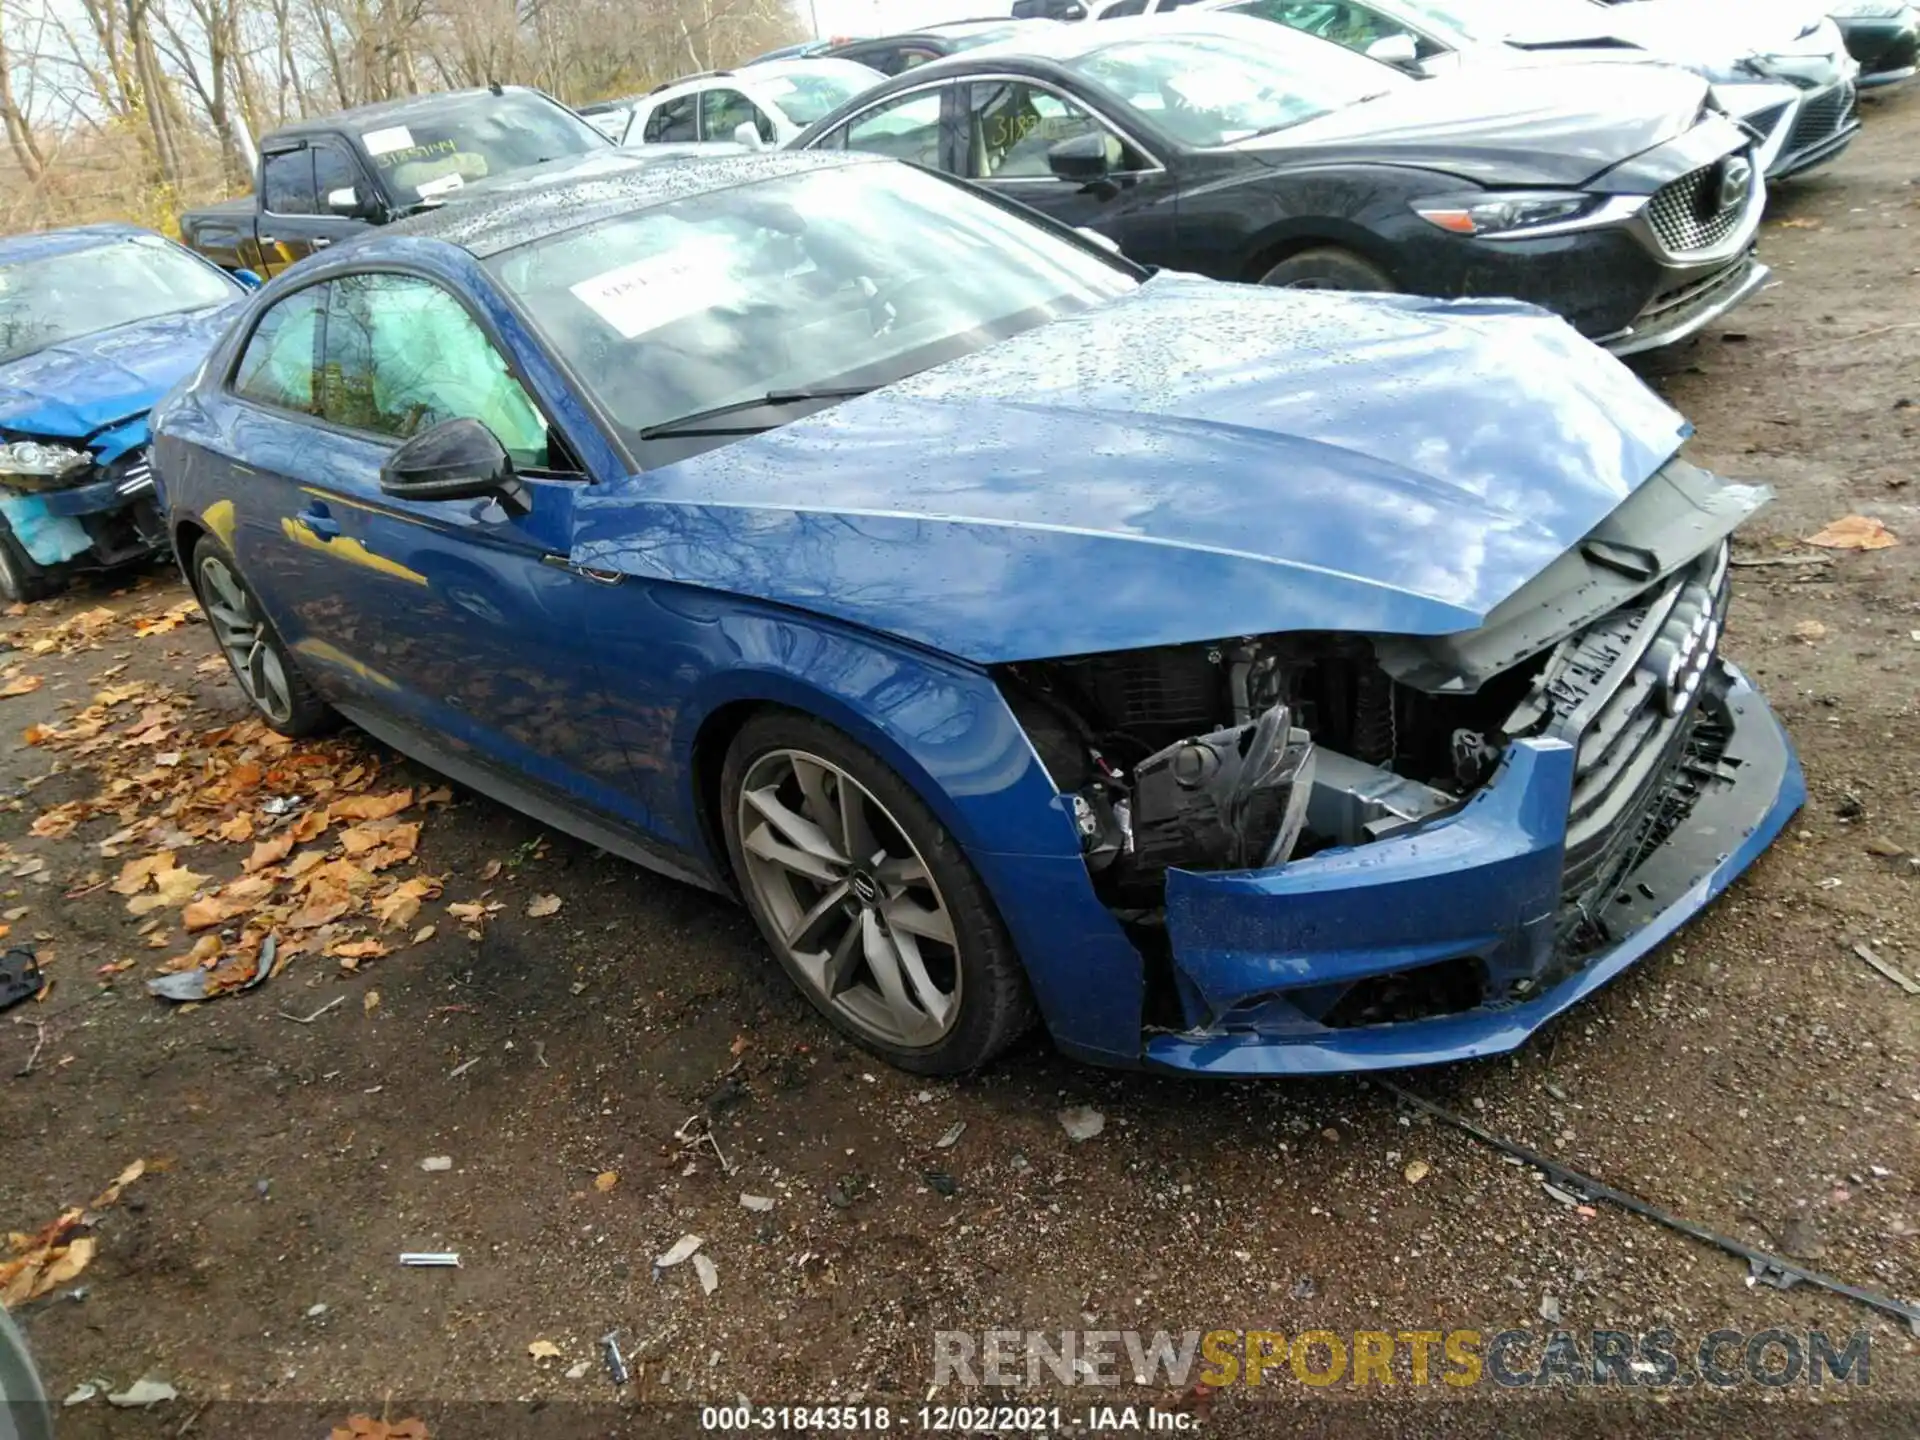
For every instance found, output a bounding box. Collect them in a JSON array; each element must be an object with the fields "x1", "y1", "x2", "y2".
[{"x1": 1238, "y1": 218, "x2": 1404, "y2": 285}]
